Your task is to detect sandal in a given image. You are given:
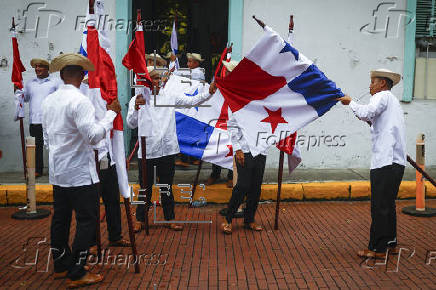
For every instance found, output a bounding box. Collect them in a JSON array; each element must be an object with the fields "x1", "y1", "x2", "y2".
[
  {"x1": 357, "y1": 249, "x2": 386, "y2": 258},
  {"x1": 221, "y1": 222, "x2": 232, "y2": 234},
  {"x1": 109, "y1": 238, "x2": 131, "y2": 247},
  {"x1": 244, "y1": 222, "x2": 263, "y2": 231}
]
